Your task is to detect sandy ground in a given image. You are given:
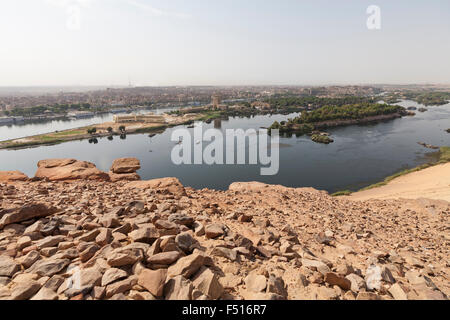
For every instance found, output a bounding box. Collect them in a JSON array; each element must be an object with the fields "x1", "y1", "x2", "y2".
[{"x1": 348, "y1": 162, "x2": 450, "y2": 202}]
